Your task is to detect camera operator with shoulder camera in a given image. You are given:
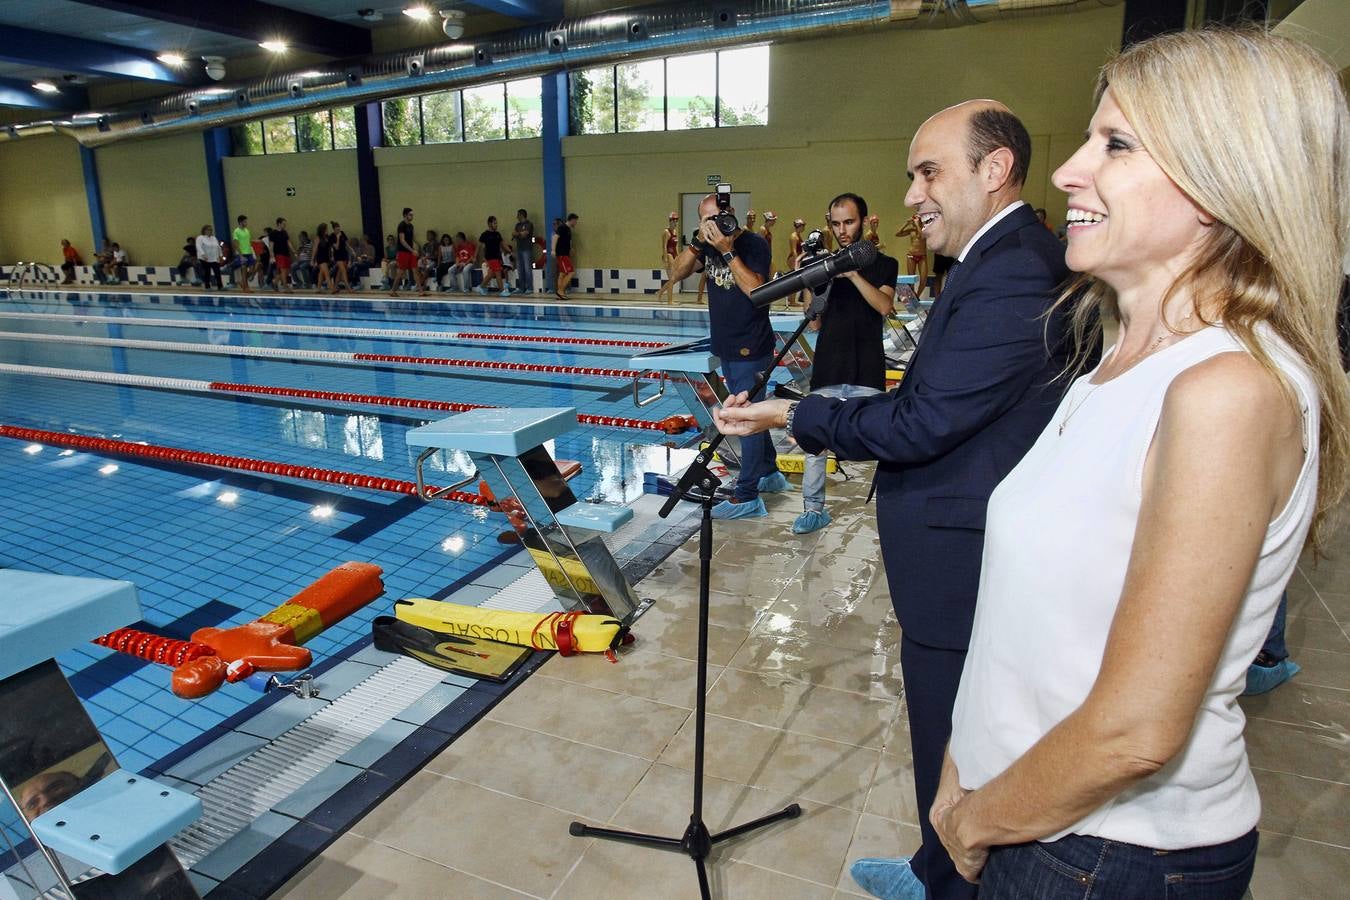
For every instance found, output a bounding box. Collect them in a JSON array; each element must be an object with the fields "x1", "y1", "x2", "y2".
[{"x1": 662, "y1": 186, "x2": 787, "y2": 520}]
